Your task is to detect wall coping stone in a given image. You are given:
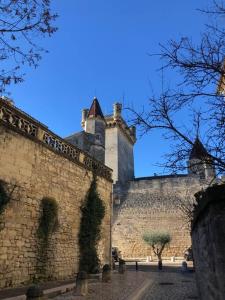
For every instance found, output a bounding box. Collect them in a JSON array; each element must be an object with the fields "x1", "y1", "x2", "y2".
[{"x1": 134, "y1": 174, "x2": 189, "y2": 181}]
